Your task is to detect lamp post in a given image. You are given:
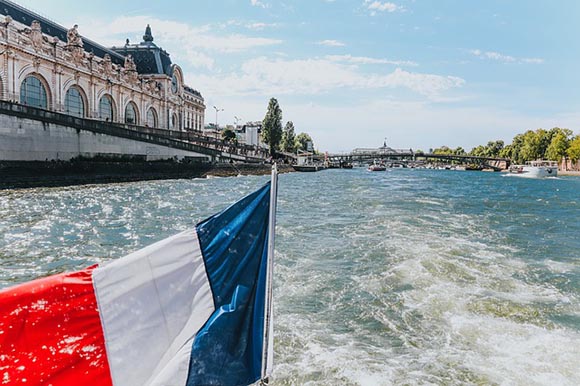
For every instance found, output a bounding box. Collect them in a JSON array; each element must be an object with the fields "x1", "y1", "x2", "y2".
[{"x1": 213, "y1": 105, "x2": 223, "y2": 129}]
